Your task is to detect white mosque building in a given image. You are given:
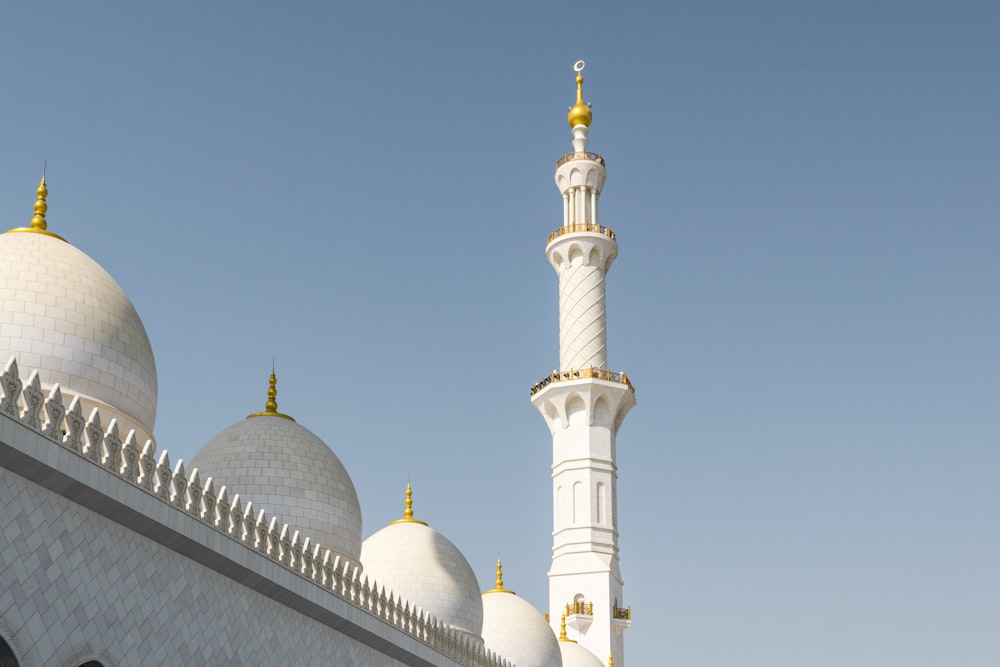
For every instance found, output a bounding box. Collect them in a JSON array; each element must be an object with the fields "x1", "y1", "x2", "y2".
[{"x1": 0, "y1": 63, "x2": 633, "y2": 667}]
